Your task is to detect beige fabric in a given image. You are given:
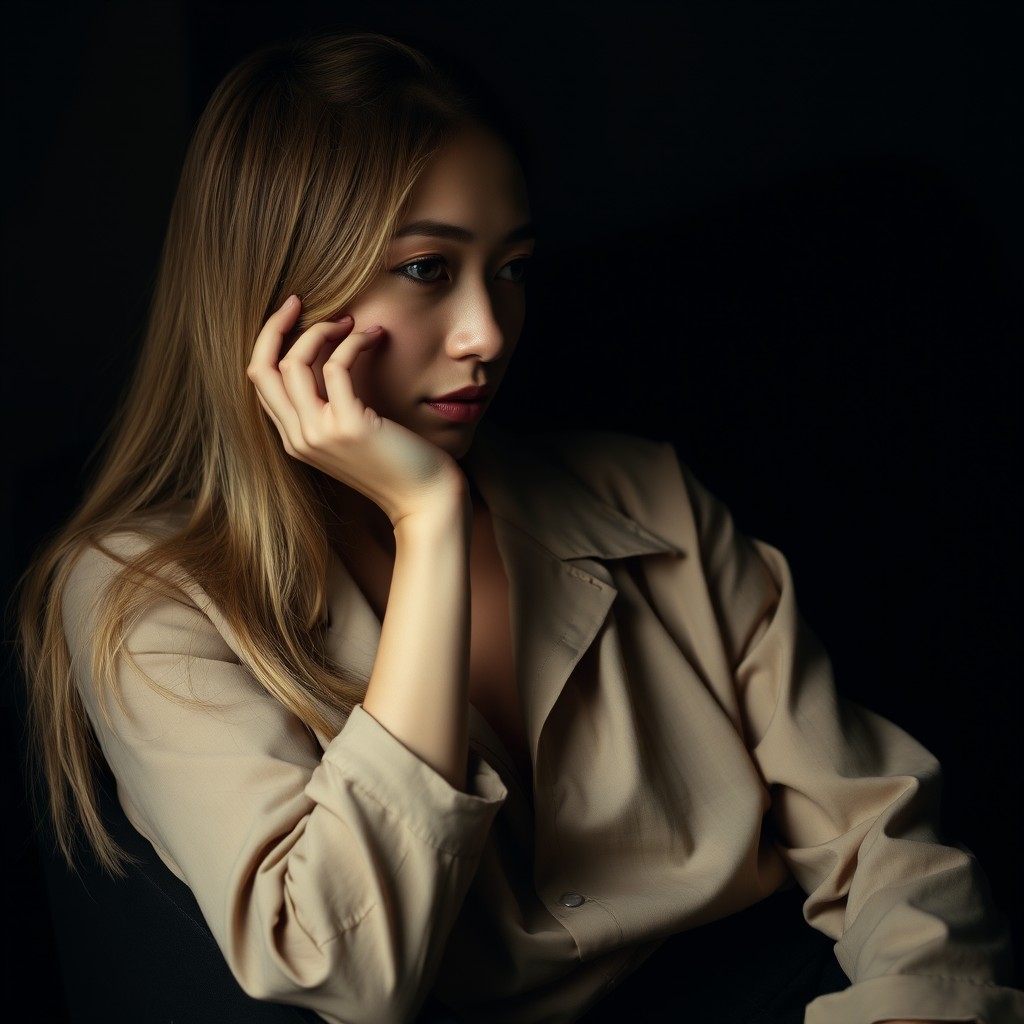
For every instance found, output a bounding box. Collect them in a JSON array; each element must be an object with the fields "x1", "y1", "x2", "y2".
[{"x1": 63, "y1": 426, "x2": 1022, "y2": 1024}]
